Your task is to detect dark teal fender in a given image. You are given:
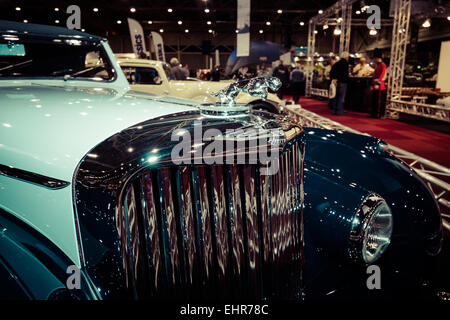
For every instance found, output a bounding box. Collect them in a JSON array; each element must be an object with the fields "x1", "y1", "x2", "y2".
[
  {"x1": 302, "y1": 128, "x2": 443, "y2": 298},
  {"x1": 0, "y1": 208, "x2": 98, "y2": 300}
]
